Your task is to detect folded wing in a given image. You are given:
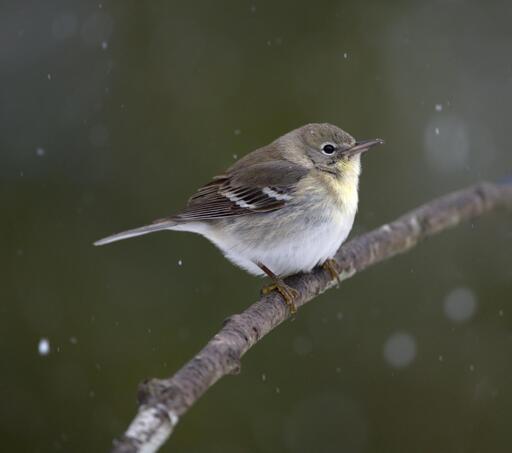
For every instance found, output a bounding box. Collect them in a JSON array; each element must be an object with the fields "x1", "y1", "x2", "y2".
[{"x1": 172, "y1": 160, "x2": 308, "y2": 222}]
